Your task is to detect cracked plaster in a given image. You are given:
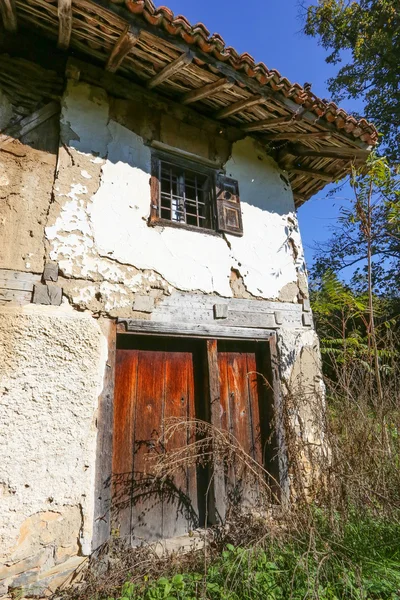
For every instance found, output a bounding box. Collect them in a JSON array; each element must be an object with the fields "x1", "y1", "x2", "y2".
[{"x1": 45, "y1": 81, "x2": 308, "y2": 313}]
